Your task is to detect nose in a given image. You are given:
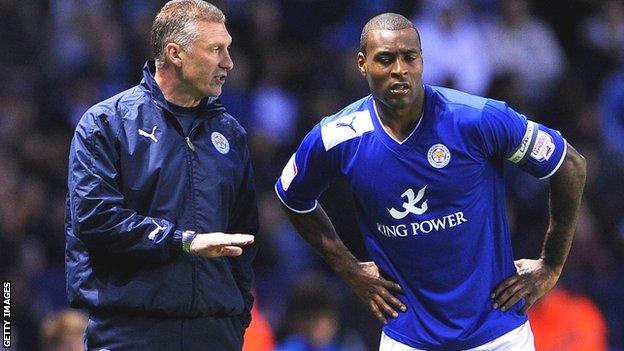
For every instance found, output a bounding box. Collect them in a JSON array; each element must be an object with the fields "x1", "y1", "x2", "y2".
[
  {"x1": 221, "y1": 49, "x2": 234, "y2": 71},
  {"x1": 391, "y1": 58, "x2": 406, "y2": 77}
]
